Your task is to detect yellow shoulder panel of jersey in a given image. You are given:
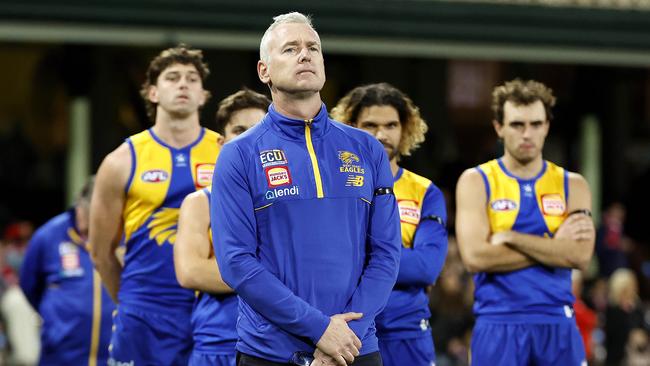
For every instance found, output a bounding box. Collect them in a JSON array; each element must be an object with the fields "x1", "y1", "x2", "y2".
[
  {"x1": 478, "y1": 159, "x2": 520, "y2": 234},
  {"x1": 123, "y1": 130, "x2": 172, "y2": 243},
  {"x1": 534, "y1": 161, "x2": 567, "y2": 234},
  {"x1": 394, "y1": 168, "x2": 432, "y2": 248},
  {"x1": 190, "y1": 129, "x2": 221, "y2": 189}
]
